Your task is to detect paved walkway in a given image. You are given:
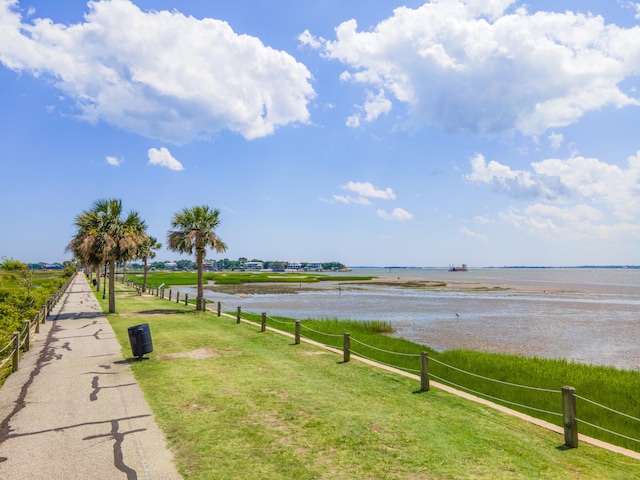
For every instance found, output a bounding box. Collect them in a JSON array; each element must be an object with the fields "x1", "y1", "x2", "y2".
[{"x1": 0, "y1": 274, "x2": 183, "y2": 479}]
